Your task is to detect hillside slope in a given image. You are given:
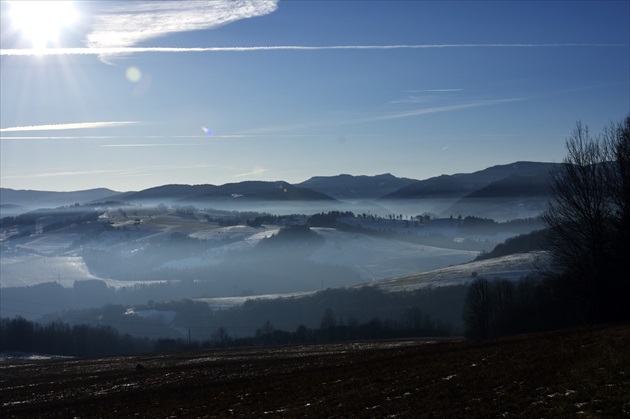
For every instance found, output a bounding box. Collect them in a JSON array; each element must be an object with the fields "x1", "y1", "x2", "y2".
[
  {"x1": 363, "y1": 252, "x2": 540, "y2": 292},
  {"x1": 442, "y1": 174, "x2": 552, "y2": 220}
]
